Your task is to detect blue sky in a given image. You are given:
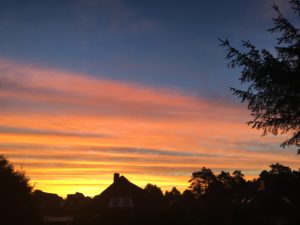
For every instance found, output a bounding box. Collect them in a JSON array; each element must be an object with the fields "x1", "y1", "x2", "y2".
[{"x1": 0, "y1": 0, "x2": 290, "y2": 97}]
